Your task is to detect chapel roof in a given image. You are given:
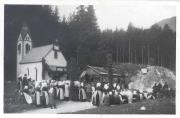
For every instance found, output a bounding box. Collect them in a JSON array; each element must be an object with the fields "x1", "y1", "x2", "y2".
[{"x1": 20, "y1": 44, "x2": 53, "y2": 64}]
